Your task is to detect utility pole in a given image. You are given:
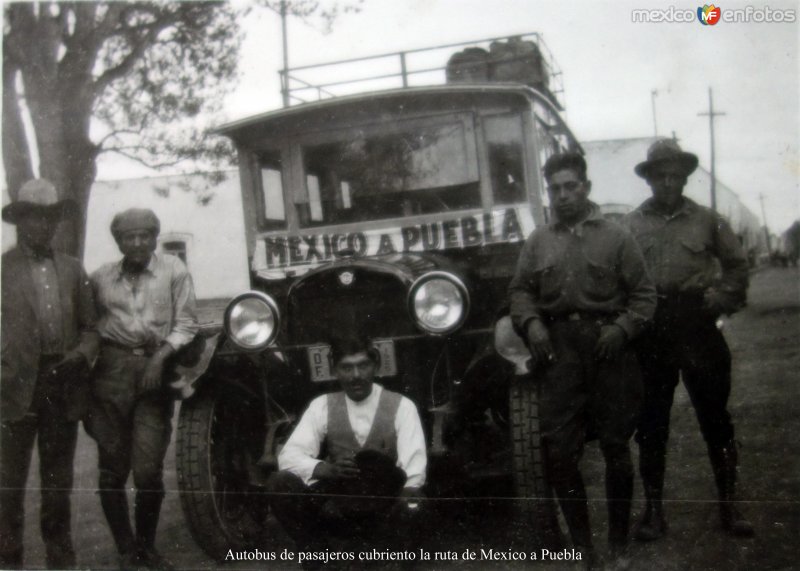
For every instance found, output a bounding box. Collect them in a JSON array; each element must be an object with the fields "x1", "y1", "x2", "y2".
[
  {"x1": 651, "y1": 89, "x2": 658, "y2": 137},
  {"x1": 698, "y1": 87, "x2": 726, "y2": 212},
  {"x1": 759, "y1": 193, "x2": 772, "y2": 253},
  {"x1": 280, "y1": 0, "x2": 290, "y2": 108}
]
